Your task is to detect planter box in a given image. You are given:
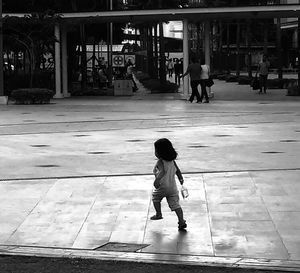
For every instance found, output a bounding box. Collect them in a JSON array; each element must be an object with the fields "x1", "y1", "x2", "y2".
[
  {"x1": 226, "y1": 75, "x2": 238, "y2": 82},
  {"x1": 114, "y1": 80, "x2": 133, "y2": 96},
  {"x1": 216, "y1": 74, "x2": 228, "y2": 81},
  {"x1": 11, "y1": 88, "x2": 54, "y2": 104},
  {"x1": 0, "y1": 96, "x2": 8, "y2": 105},
  {"x1": 238, "y1": 76, "x2": 251, "y2": 85},
  {"x1": 267, "y1": 79, "x2": 287, "y2": 89},
  {"x1": 287, "y1": 86, "x2": 300, "y2": 96}
]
